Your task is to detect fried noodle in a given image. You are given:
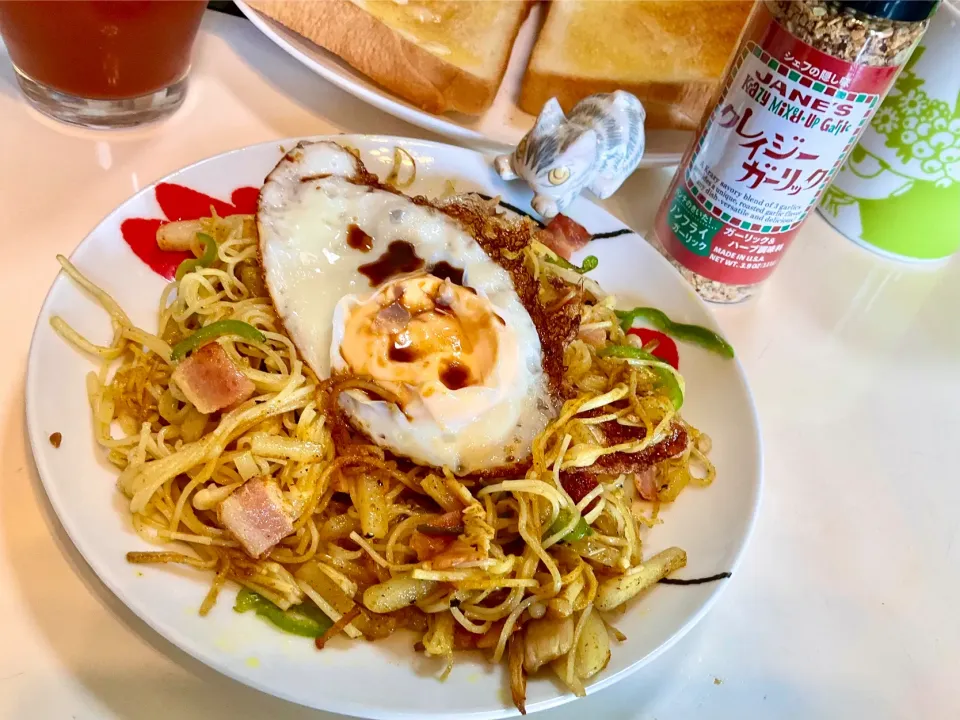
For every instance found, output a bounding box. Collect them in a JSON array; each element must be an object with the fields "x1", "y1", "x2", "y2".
[{"x1": 53, "y1": 209, "x2": 715, "y2": 704}]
